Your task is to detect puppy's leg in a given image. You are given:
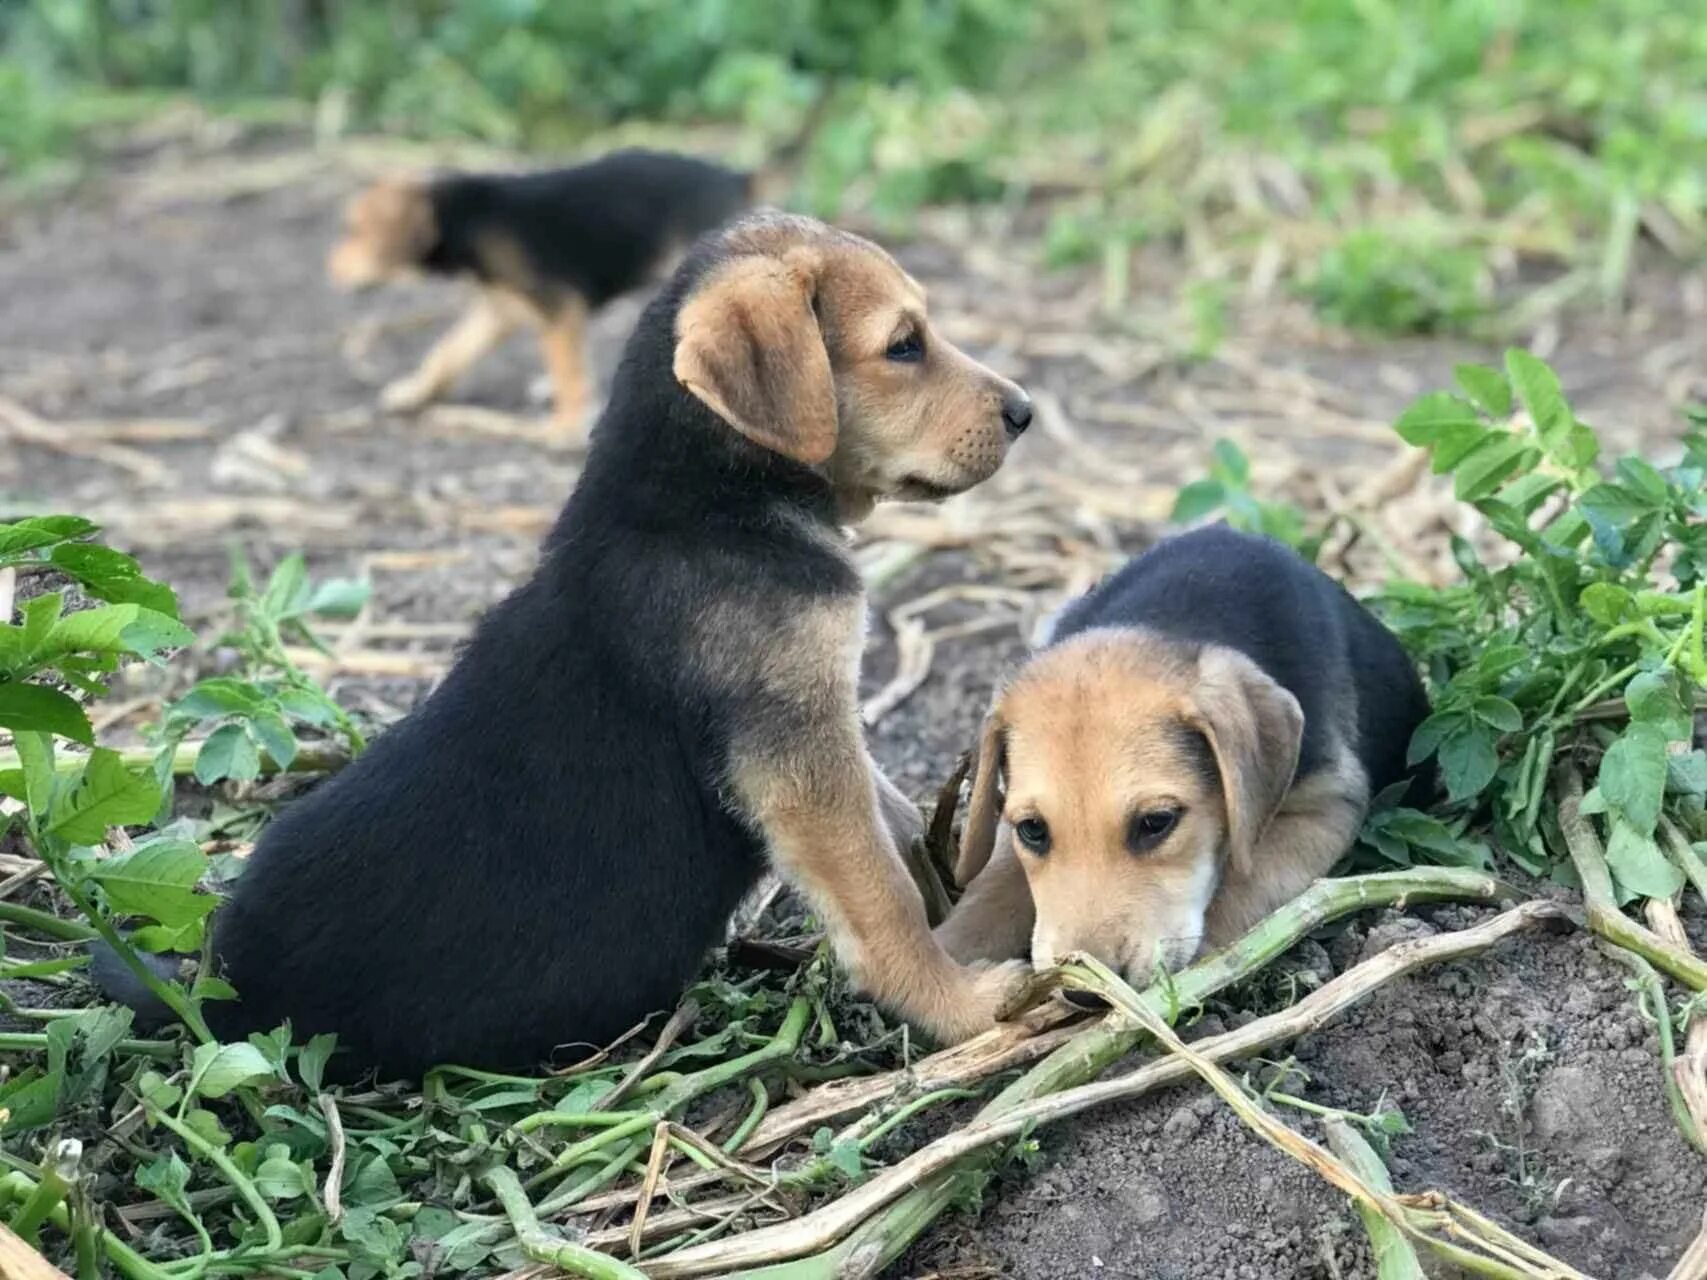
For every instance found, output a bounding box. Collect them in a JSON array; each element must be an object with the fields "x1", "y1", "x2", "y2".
[
  {"x1": 1204, "y1": 757, "x2": 1368, "y2": 948},
  {"x1": 734, "y1": 737, "x2": 1028, "y2": 1044},
  {"x1": 936, "y1": 827, "x2": 1034, "y2": 964},
  {"x1": 382, "y1": 290, "x2": 520, "y2": 414},
  {"x1": 536, "y1": 294, "x2": 592, "y2": 444}
]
